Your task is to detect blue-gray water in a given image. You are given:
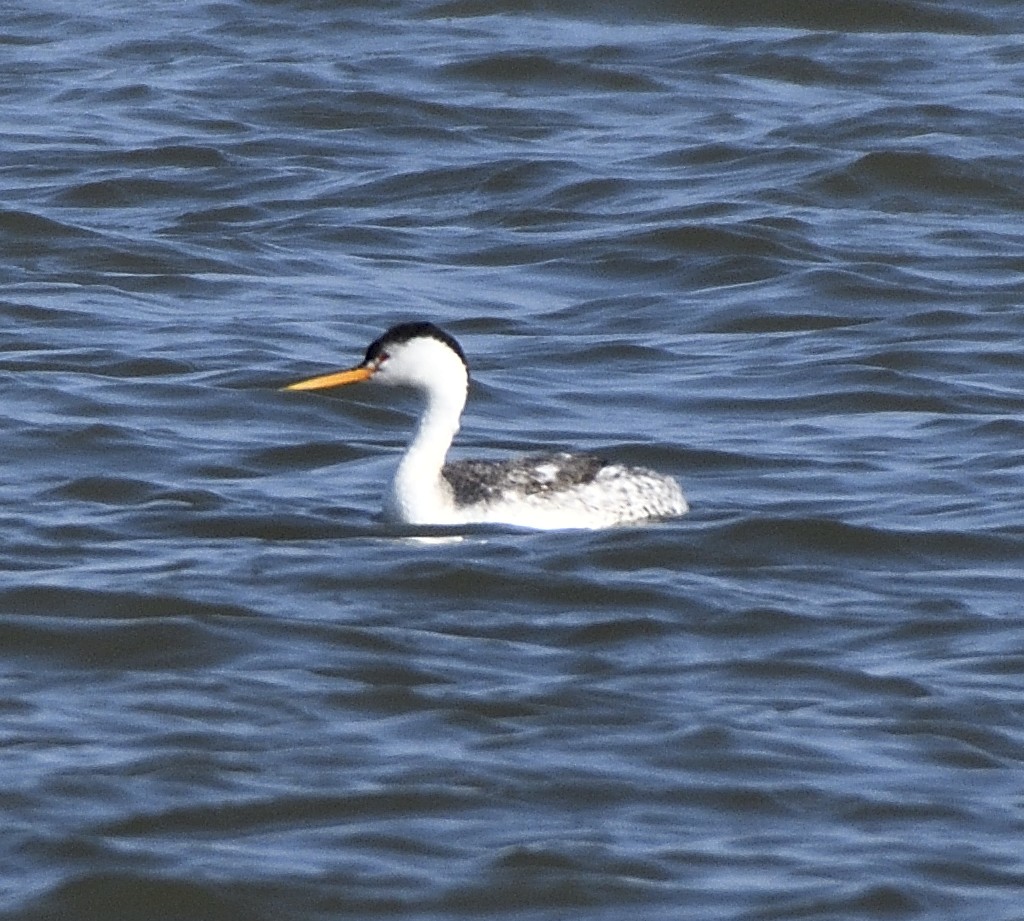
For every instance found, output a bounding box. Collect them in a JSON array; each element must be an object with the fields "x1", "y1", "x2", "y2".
[{"x1": 2, "y1": 2, "x2": 1023, "y2": 919}]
